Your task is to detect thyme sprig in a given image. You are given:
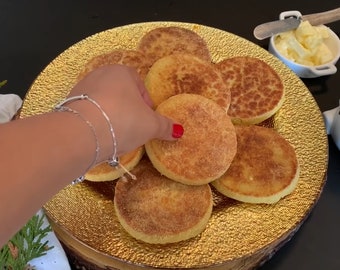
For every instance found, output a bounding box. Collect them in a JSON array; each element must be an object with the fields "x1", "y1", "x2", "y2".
[{"x1": 0, "y1": 213, "x2": 54, "y2": 270}]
